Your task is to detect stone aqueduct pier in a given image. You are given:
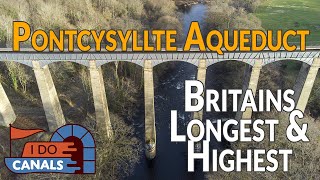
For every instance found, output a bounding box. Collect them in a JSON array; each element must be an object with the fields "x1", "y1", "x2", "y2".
[{"x1": 0, "y1": 48, "x2": 319, "y2": 159}]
